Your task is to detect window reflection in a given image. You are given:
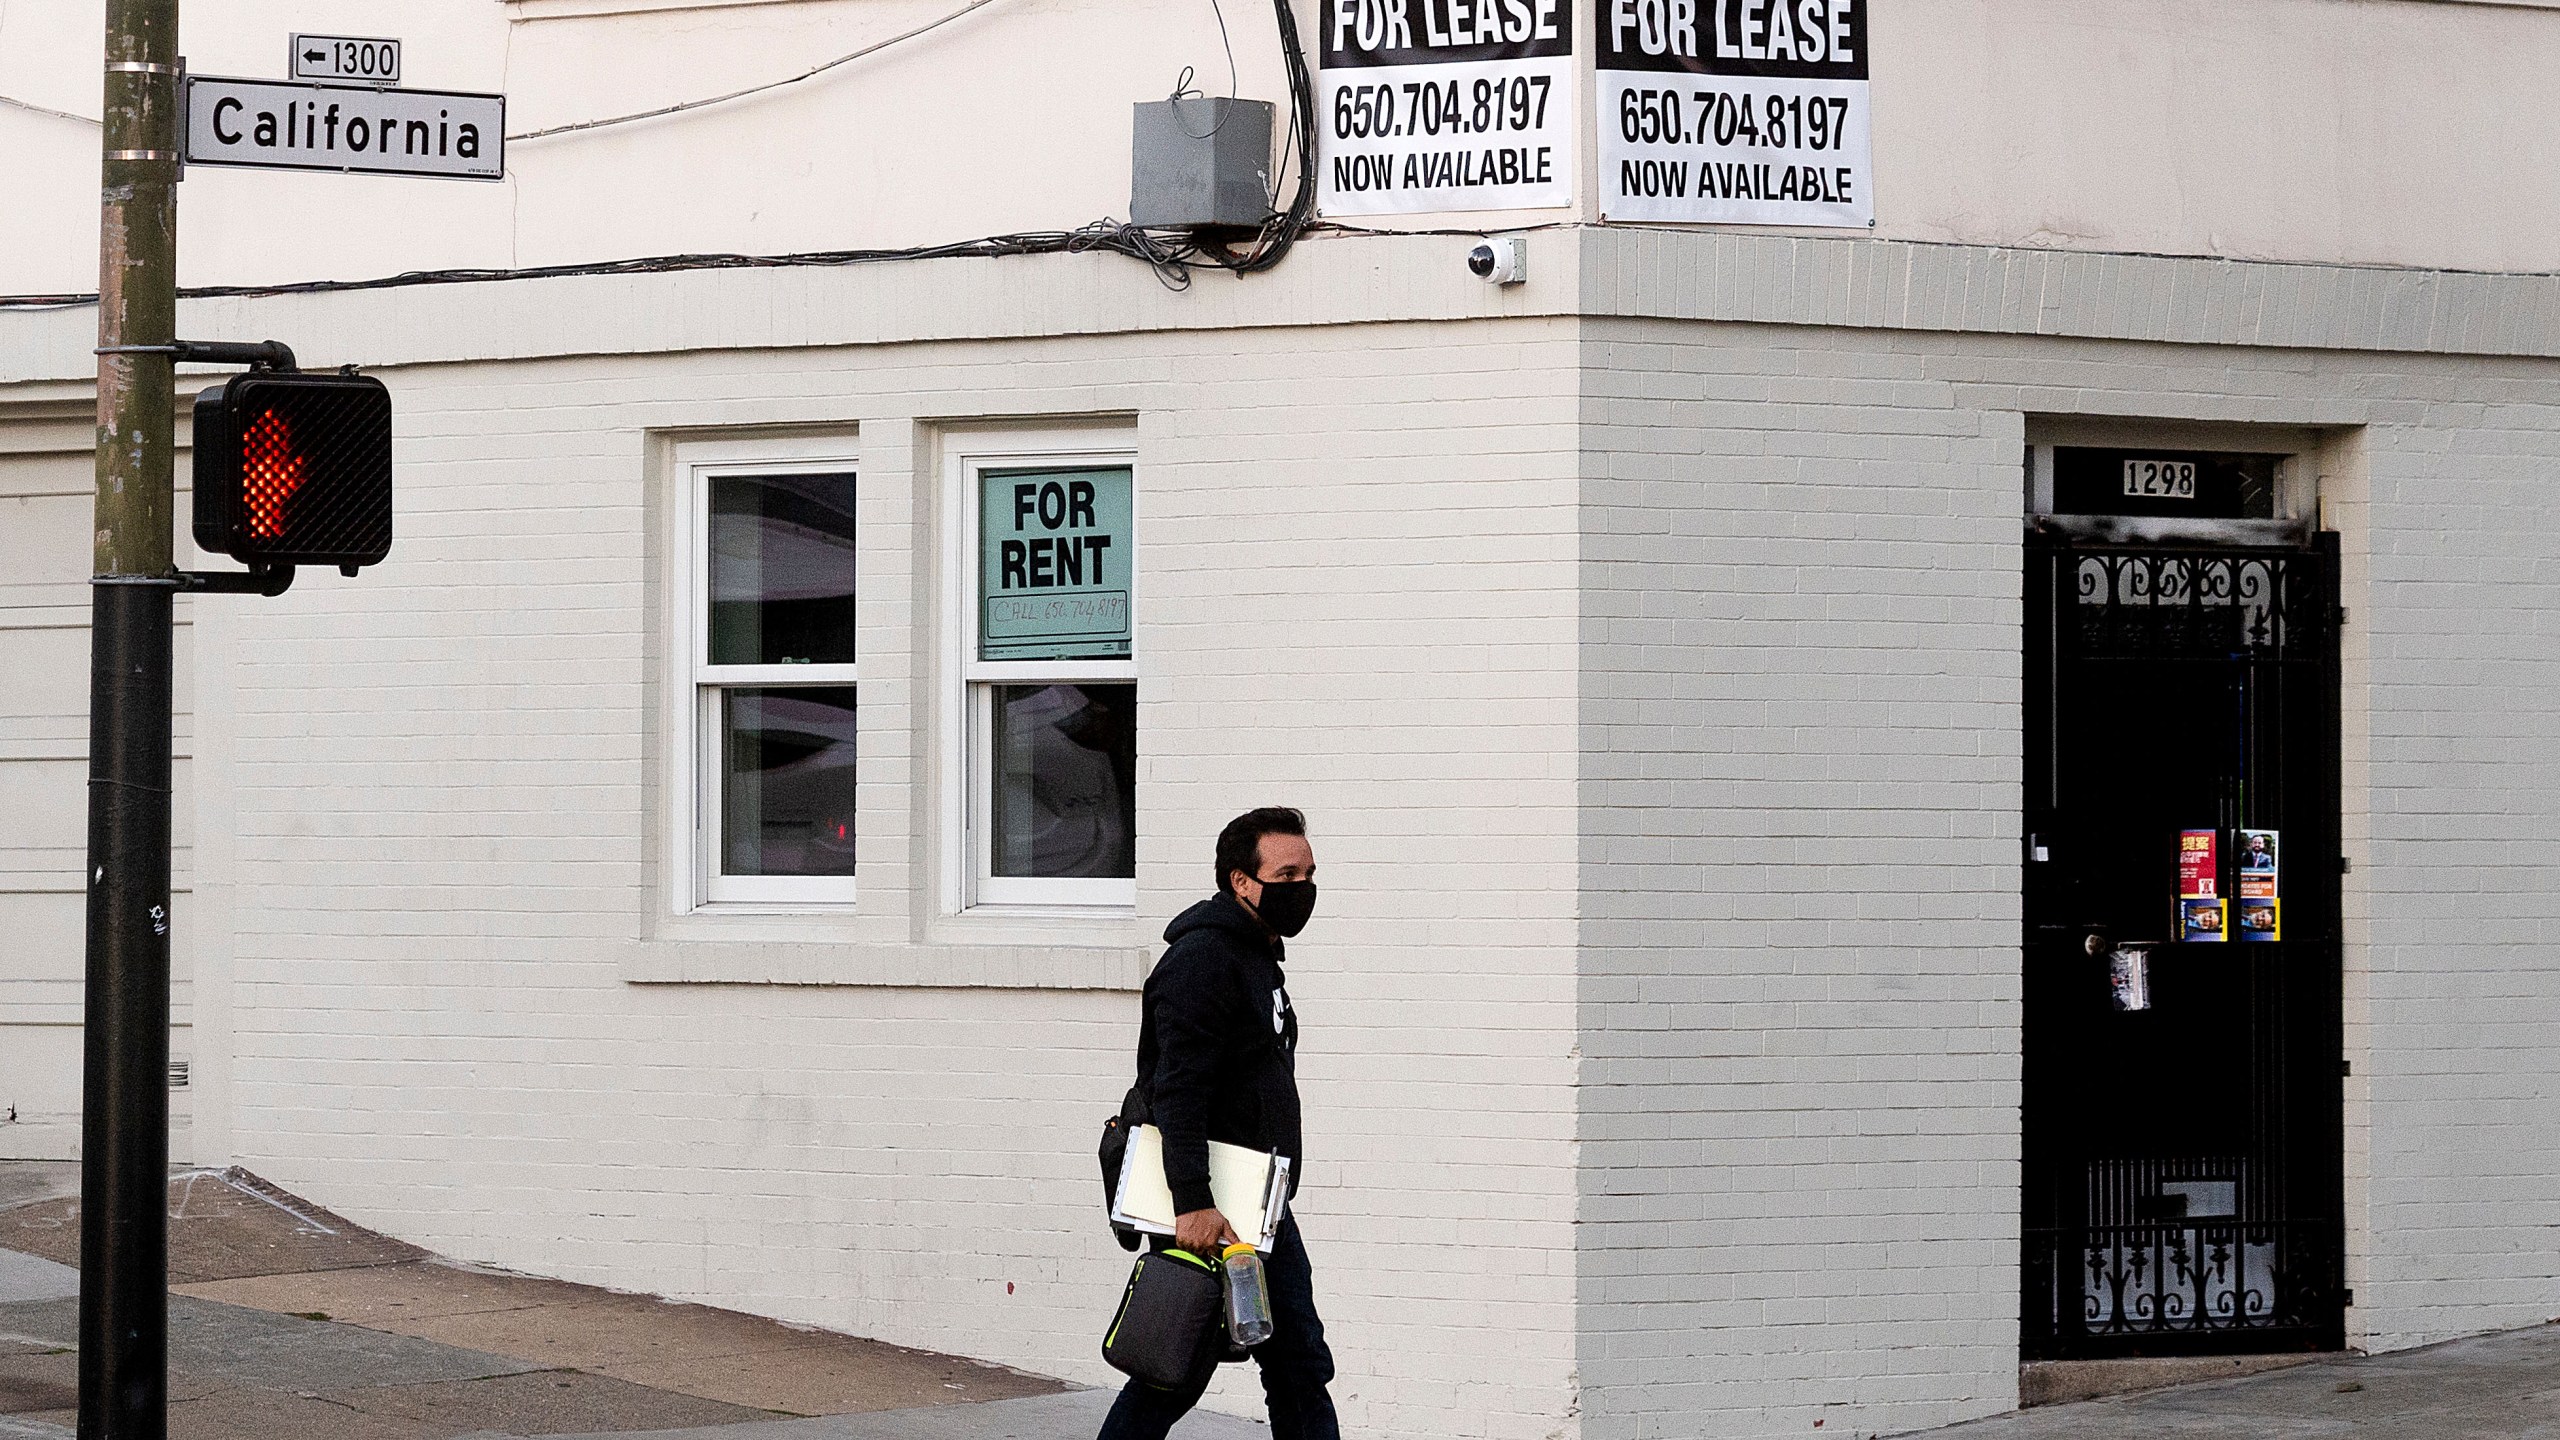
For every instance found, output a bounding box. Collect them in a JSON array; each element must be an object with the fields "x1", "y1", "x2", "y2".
[
  {"x1": 721, "y1": 687, "x2": 858, "y2": 877},
  {"x1": 709, "y1": 472, "x2": 857, "y2": 666},
  {"x1": 991, "y1": 683, "x2": 1135, "y2": 879}
]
